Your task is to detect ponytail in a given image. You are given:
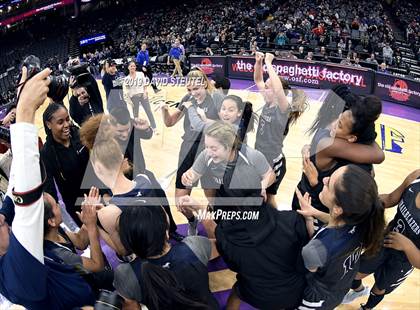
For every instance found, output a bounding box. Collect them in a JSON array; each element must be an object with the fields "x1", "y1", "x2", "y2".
[
  {"x1": 240, "y1": 101, "x2": 257, "y2": 137},
  {"x1": 140, "y1": 262, "x2": 208, "y2": 310},
  {"x1": 119, "y1": 206, "x2": 209, "y2": 310},
  {"x1": 335, "y1": 165, "x2": 386, "y2": 257},
  {"x1": 360, "y1": 199, "x2": 385, "y2": 257}
]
